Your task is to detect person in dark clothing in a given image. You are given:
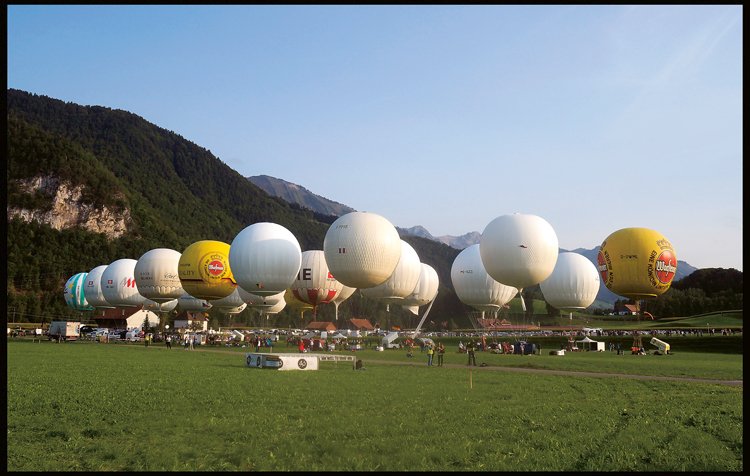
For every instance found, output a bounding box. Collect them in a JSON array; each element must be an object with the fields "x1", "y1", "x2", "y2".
[
  {"x1": 437, "y1": 342, "x2": 446, "y2": 367},
  {"x1": 467, "y1": 341, "x2": 477, "y2": 366}
]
